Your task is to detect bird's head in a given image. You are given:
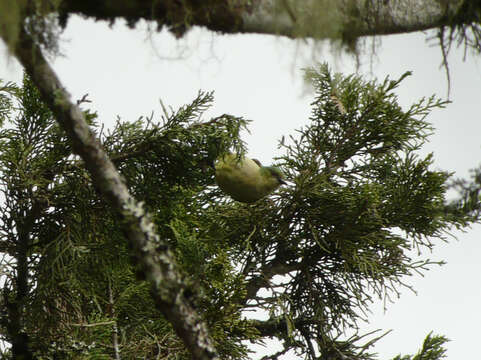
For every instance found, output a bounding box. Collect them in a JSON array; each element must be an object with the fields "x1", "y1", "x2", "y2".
[{"x1": 264, "y1": 166, "x2": 286, "y2": 186}]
